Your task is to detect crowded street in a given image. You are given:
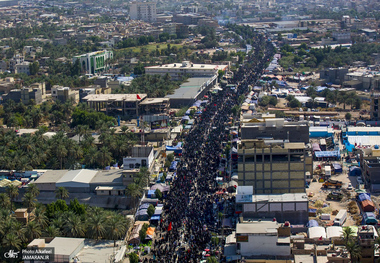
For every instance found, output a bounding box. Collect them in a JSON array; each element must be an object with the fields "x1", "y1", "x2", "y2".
[{"x1": 148, "y1": 33, "x2": 275, "y2": 263}]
